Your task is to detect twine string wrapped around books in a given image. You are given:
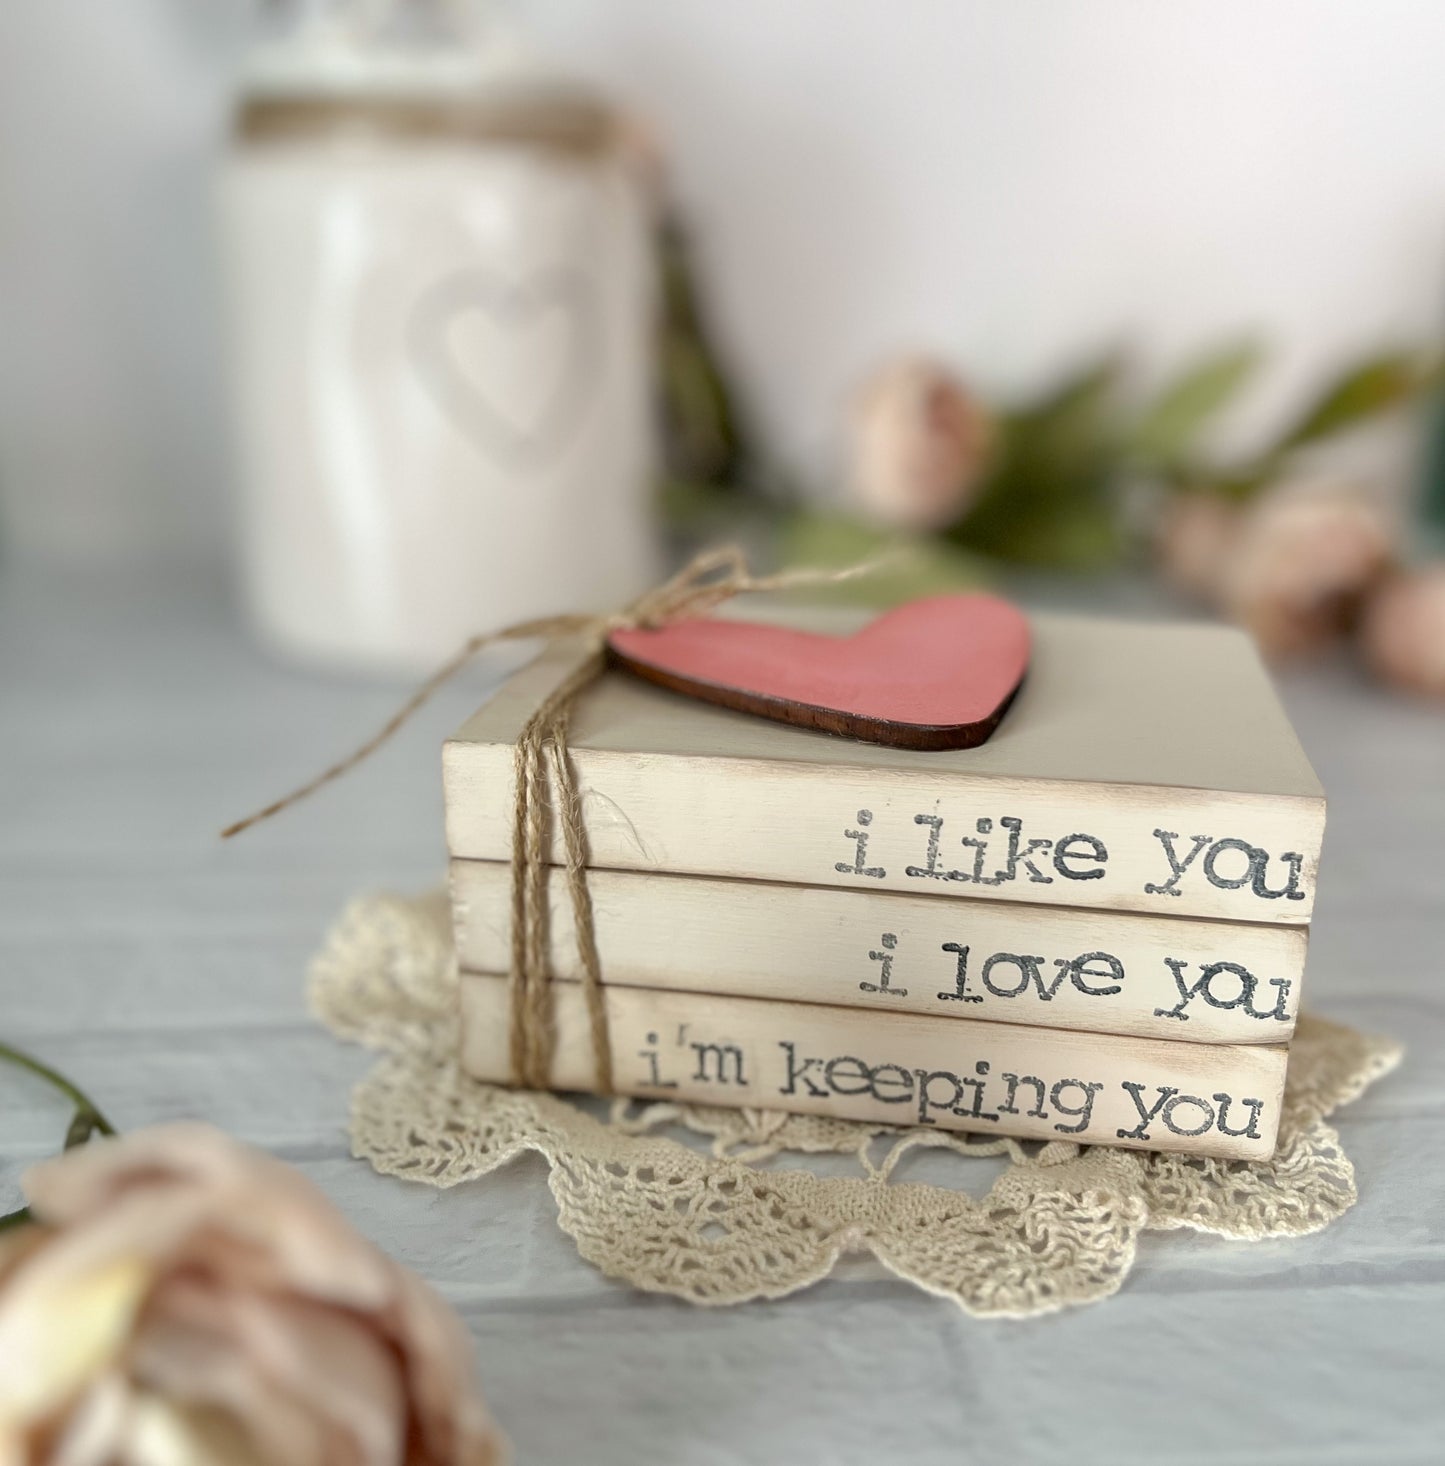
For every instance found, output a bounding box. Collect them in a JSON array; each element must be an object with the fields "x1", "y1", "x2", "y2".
[{"x1": 223, "y1": 547, "x2": 882, "y2": 1092}]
